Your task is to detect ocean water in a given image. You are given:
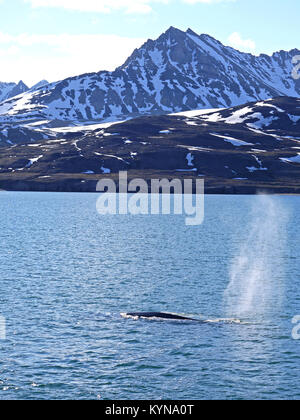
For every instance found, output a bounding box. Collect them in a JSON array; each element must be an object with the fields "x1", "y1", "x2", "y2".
[{"x1": 0, "y1": 192, "x2": 299, "y2": 400}]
